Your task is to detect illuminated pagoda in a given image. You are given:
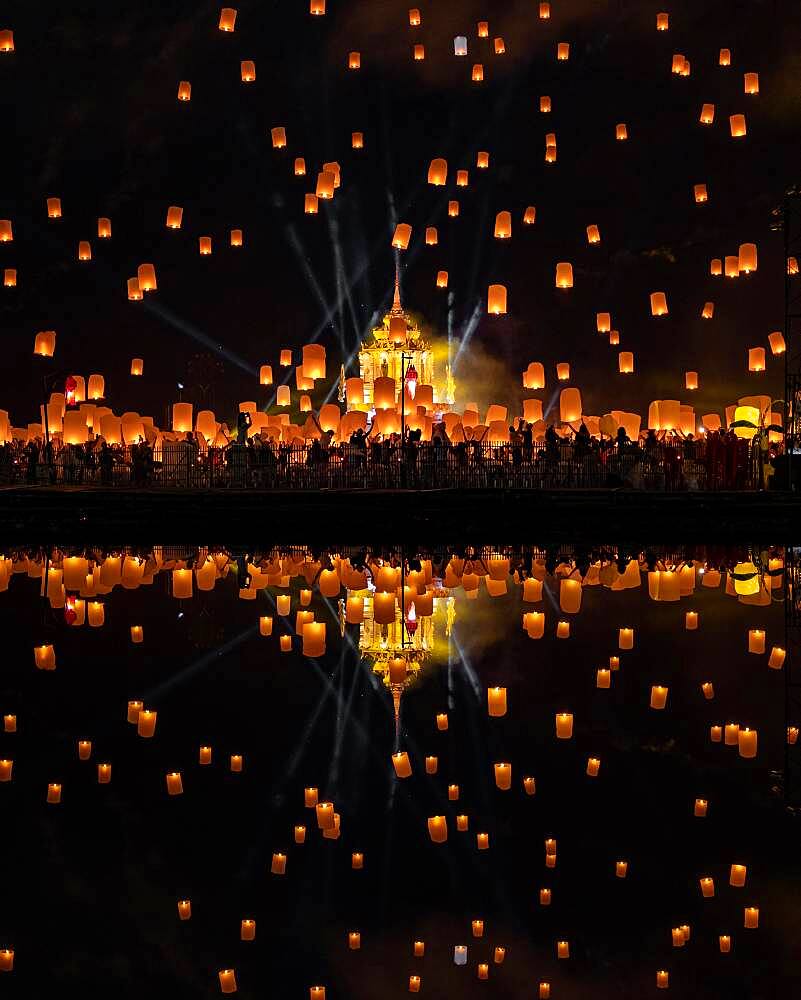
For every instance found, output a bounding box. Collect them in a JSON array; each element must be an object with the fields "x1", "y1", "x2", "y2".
[{"x1": 355, "y1": 265, "x2": 455, "y2": 409}]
